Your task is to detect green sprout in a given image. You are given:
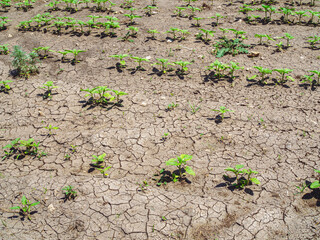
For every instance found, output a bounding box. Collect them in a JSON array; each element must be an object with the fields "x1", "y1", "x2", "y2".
[
  {"x1": 173, "y1": 60, "x2": 192, "y2": 74},
  {"x1": 10, "y1": 195, "x2": 40, "y2": 220},
  {"x1": 152, "y1": 58, "x2": 173, "y2": 74},
  {"x1": 0, "y1": 80, "x2": 12, "y2": 93},
  {"x1": 225, "y1": 164, "x2": 260, "y2": 189},
  {"x1": 19, "y1": 138, "x2": 39, "y2": 156},
  {"x1": 166, "y1": 102, "x2": 178, "y2": 111},
  {"x1": 166, "y1": 27, "x2": 180, "y2": 40},
  {"x1": 212, "y1": 106, "x2": 233, "y2": 121},
  {"x1": 166, "y1": 154, "x2": 195, "y2": 182},
  {"x1": 91, "y1": 153, "x2": 106, "y2": 166},
  {"x1": 197, "y1": 29, "x2": 215, "y2": 43},
  {"x1": 64, "y1": 49, "x2": 86, "y2": 63},
  {"x1": 310, "y1": 169, "x2": 320, "y2": 189},
  {"x1": 161, "y1": 132, "x2": 169, "y2": 141},
  {"x1": 40, "y1": 81, "x2": 58, "y2": 99},
  {"x1": 193, "y1": 17, "x2": 203, "y2": 27},
  {"x1": 62, "y1": 185, "x2": 77, "y2": 200},
  {"x1": 2, "y1": 138, "x2": 20, "y2": 160},
  {"x1": 124, "y1": 13, "x2": 141, "y2": 25},
  {"x1": 308, "y1": 35, "x2": 320, "y2": 49},
  {"x1": 130, "y1": 56, "x2": 149, "y2": 70},
  {"x1": 189, "y1": 101, "x2": 200, "y2": 114},
  {"x1": 273, "y1": 68, "x2": 294, "y2": 84},
  {"x1": 110, "y1": 54, "x2": 129, "y2": 68},
  {"x1": 206, "y1": 59, "x2": 229, "y2": 80},
  {"x1": 80, "y1": 86, "x2": 115, "y2": 105},
  {"x1": 174, "y1": 7, "x2": 186, "y2": 17},
  {"x1": 147, "y1": 29, "x2": 159, "y2": 39},
  {"x1": 44, "y1": 124, "x2": 59, "y2": 135},
  {"x1": 228, "y1": 61, "x2": 243, "y2": 80},
  {"x1": 209, "y1": 13, "x2": 226, "y2": 26},
  {"x1": 249, "y1": 66, "x2": 273, "y2": 84}
]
